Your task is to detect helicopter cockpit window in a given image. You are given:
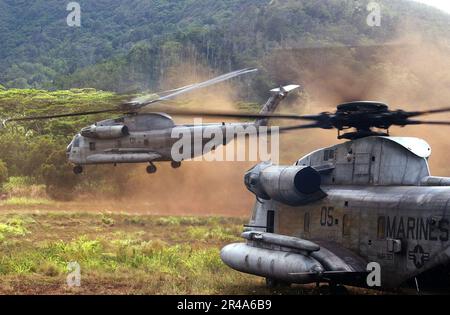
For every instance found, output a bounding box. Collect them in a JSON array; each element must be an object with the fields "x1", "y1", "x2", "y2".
[
  {"x1": 323, "y1": 149, "x2": 335, "y2": 161},
  {"x1": 73, "y1": 136, "x2": 80, "y2": 148}
]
